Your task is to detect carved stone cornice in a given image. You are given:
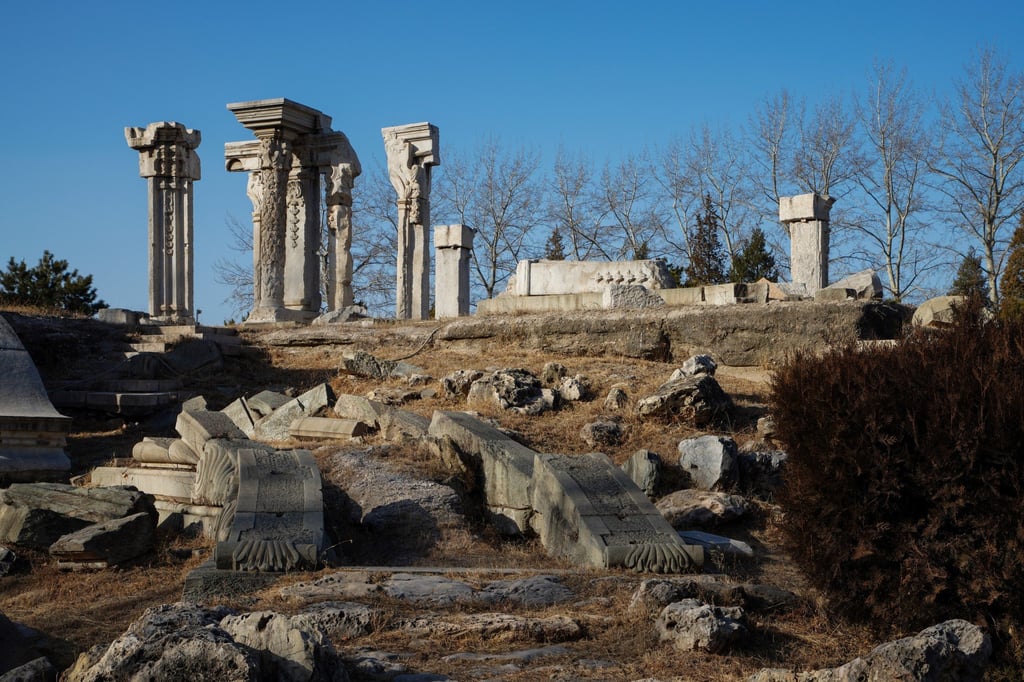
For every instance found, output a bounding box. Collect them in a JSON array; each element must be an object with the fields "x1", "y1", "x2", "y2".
[{"x1": 125, "y1": 121, "x2": 201, "y2": 180}]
